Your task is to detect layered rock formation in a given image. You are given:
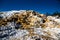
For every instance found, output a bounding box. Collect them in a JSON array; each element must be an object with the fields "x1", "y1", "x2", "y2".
[{"x1": 0, "y1": 10, "x2": 60, "y2": 40}]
